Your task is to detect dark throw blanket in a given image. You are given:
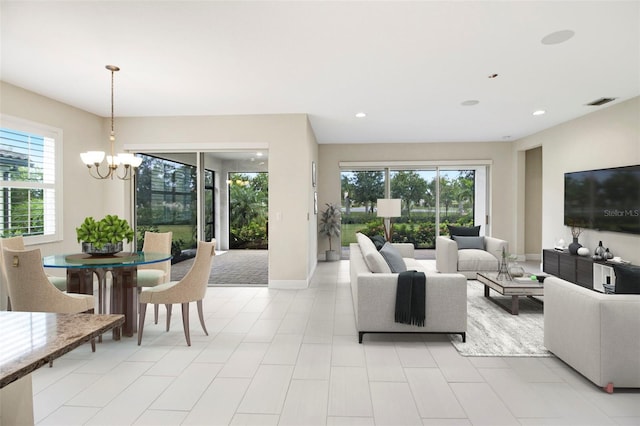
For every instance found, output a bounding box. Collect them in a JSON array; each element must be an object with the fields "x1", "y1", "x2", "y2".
[{"x1": 395, "y1": 270, "x2": 426, "y2": 326}]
